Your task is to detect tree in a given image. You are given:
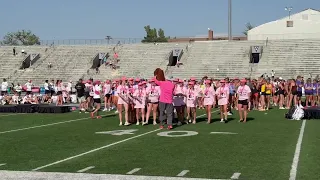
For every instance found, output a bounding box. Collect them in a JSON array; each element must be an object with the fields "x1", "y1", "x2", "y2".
[
  {"x1": 242, "y1": 23, "x2": 254, "y2": 36},
  {"x1": 142, "y1": 25, "x2": 168, "y2": 43},
  {"x1": 2, "y1": 30, "x2": 40, "y2": 45}
]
